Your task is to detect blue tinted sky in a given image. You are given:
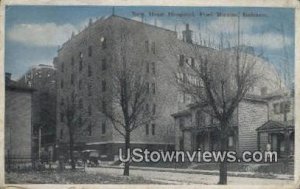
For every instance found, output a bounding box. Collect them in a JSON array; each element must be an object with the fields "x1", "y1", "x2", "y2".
[{"x1": 5, "y1": 6, "x2": 294, "y2": 82}]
